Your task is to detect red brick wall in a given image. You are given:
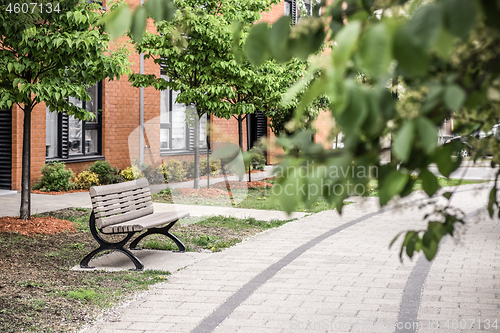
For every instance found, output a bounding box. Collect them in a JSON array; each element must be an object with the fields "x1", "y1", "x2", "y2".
[
  {"x1": 261, "y1": 2, "x2": 285, "y2": 24},
  {"x1": 11, "y1": 104, "x2": 22, "y2": 191},
  {"x1": 314, "y1": 110, "x2": 333, "y2": 149}
]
